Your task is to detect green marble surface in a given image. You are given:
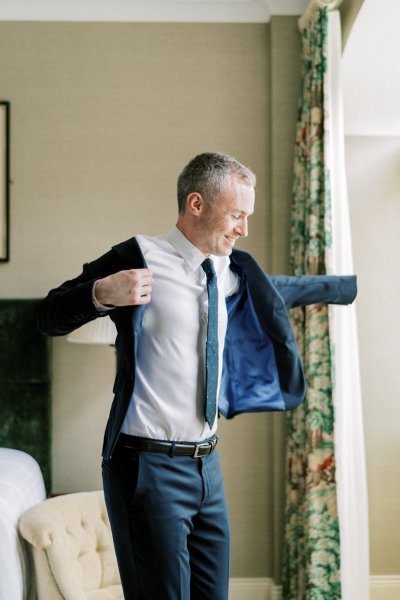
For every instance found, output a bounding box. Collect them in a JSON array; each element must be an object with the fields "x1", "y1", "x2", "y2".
[{"x1": 0, "y1": 299, "x2": 52, "y2": 492}]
